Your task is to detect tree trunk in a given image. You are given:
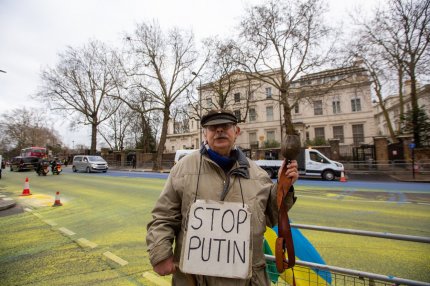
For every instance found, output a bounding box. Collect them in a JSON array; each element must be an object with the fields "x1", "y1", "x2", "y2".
[
  {"x1": 91, "y1": 119, "x2": 98, "y2": 155},
  {"x1": 281, "y1": 90, "x2": 295, "y2": 136},
  {"x1": 153, "y1": 109, "x2": 170, "y2": 171},
  {"x1": 397, "y1": 66, "x2": 404, "y2": 132},
  {"x1": 381, "y1": 106, "x2": 397, "y2": 143},
  {"x1": 409, "y1": 68, "x2": 420, "y2": 147}
]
